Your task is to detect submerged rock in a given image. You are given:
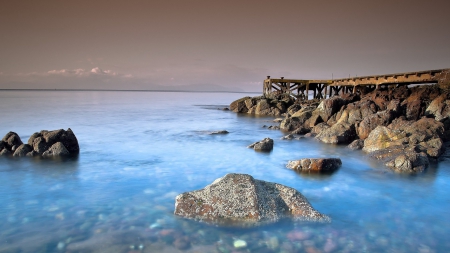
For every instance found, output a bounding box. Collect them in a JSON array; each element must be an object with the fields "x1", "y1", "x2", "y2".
[
  {"x1": 210, "y1": 130, "x2": 229, "y2": 135},
  {"x1": 248, "y1": 138, "x2": 274, "y2": 151},
  {"x1": 174, "y1": 173, "x2": 330, "y2": 227},
  {"x1": 286, "y1": 158, "x2": 342, "y2": 173}
]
